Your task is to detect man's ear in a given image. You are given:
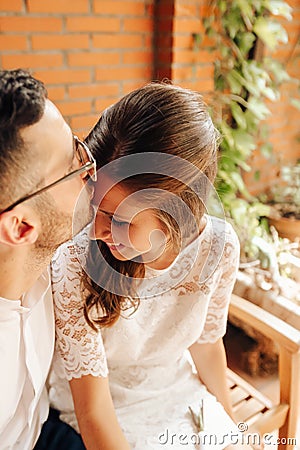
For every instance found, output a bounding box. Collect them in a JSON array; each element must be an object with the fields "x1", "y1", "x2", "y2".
[{"x1": 0, "y1": 208, "x2": 39, "y2": 246}]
